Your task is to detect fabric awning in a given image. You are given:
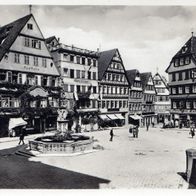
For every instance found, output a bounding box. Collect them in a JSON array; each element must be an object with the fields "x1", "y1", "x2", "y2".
[
  {"x1": 8, "y1": 118, "x2": 27, "y2": 130},
  {"x1": 129, "y1": 114, "x2": 142, "y2": 120},
  {"x1": 99, "y1": 115, "x2": 110, "y2": 121},
  {"x1": 115, "y1": 114, "x2": 125, "y2": 120},
  {"x1": 107, "y1": 114, "x2": 119, "y2": 120}
]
